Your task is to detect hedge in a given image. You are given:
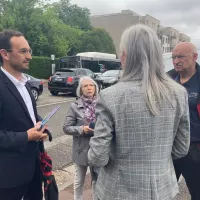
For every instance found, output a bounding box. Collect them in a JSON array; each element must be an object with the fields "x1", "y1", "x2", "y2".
[{"x1": 28, "y1": 56, "x2": 59, "y2": 79}]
